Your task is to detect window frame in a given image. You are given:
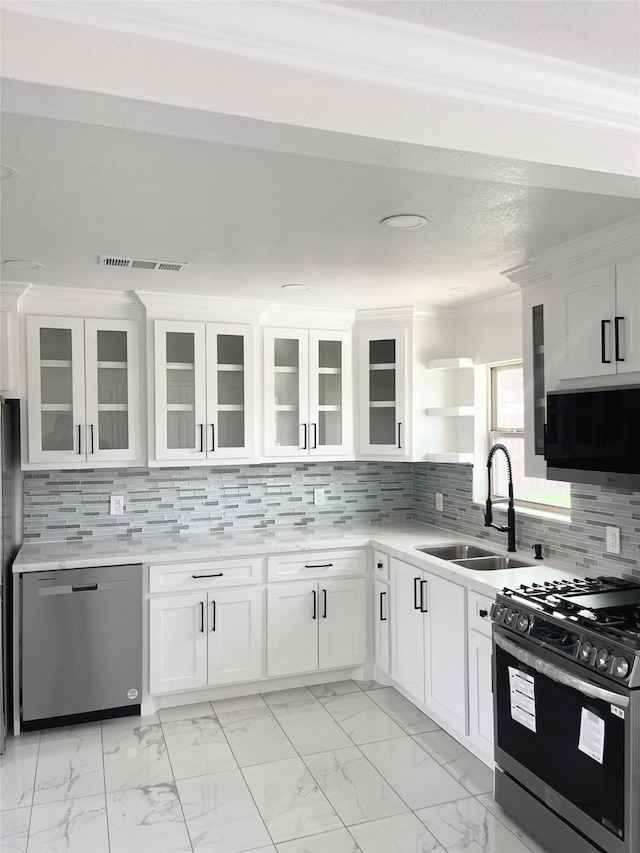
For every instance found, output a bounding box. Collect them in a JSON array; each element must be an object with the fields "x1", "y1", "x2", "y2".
[{"x1": 489, "y1": 361, "x2": 570, "y2": 515}]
